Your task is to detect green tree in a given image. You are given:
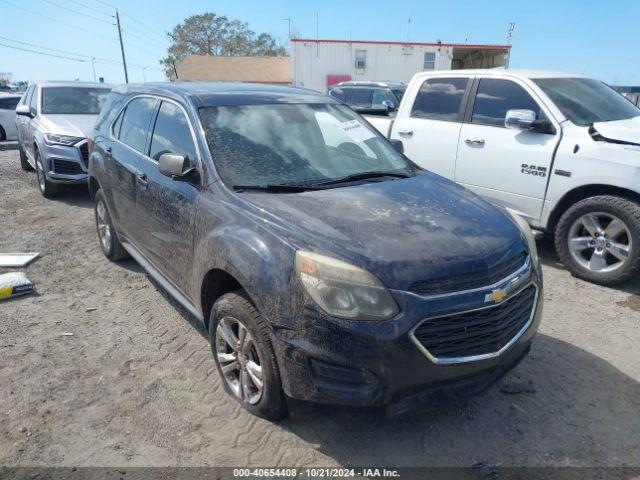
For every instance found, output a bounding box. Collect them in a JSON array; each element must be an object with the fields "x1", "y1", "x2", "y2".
[{"x1": 161, "y1": 13, "x2": 286, "y2": 78}]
